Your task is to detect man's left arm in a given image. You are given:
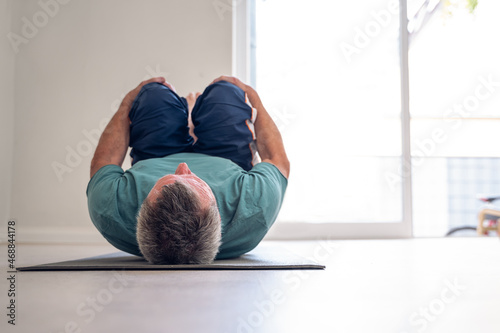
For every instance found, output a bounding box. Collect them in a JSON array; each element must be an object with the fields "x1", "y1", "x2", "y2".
[{"x1": 90, "y1": 77, "x2": 173, "y2": 178}]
